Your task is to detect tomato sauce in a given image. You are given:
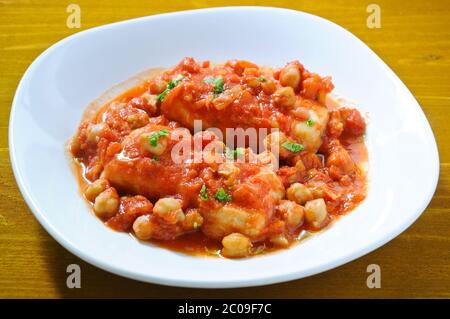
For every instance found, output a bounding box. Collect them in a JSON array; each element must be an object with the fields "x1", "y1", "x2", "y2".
[{"x1": 70, "y1": 57, "x2": 368, "y2": 258}]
